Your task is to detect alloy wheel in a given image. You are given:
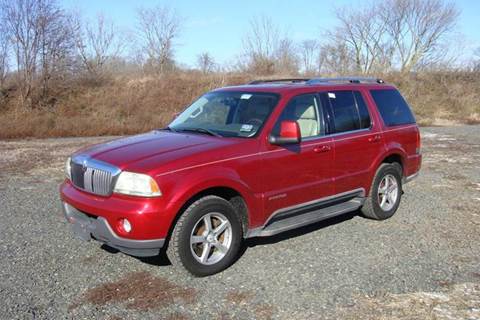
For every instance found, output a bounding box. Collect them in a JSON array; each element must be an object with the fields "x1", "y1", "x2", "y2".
[{"x1": 190, "y1": 212, "x2": 233, "y2": 265}]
